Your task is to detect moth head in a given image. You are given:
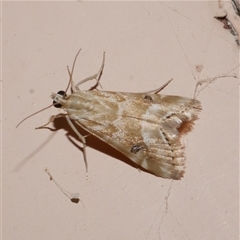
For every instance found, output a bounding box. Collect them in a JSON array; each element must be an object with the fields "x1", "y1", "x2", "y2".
[{"x1": 51, "y1": 90, "x2": 67, "y2": 108}]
